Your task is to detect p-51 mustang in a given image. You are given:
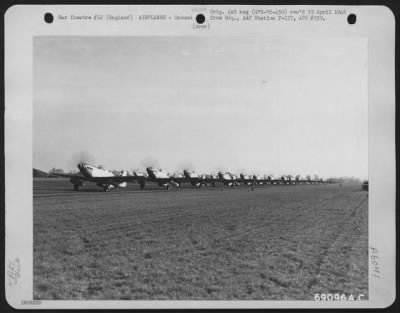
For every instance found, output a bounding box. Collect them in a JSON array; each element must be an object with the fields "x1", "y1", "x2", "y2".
[
  {"x1": 183, "y1": 169, "x2": 216, "y2": 188},
  {"x1": 218, "y1": 172, "x2": 240, "y2": 187},
  {"x1": 240, "y1": 173, "x2": 255, "y2": 186},
  {"x1": 53, "y1": 163, "x2": 140, "y2": 192},
  {"x1": 138, "y1": 167, "x2": 186, "y2": 190}
]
